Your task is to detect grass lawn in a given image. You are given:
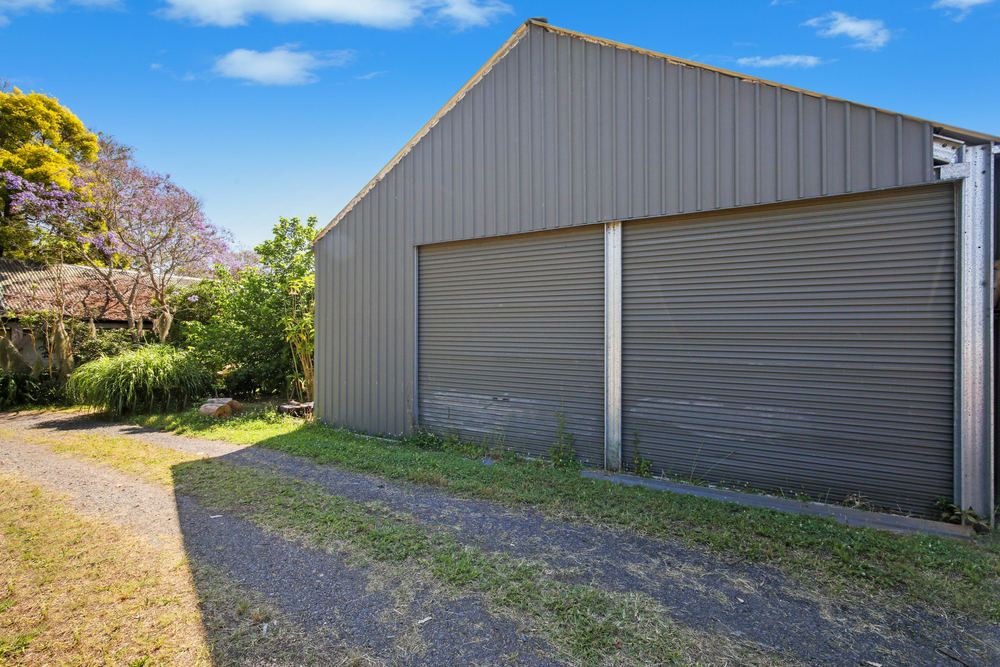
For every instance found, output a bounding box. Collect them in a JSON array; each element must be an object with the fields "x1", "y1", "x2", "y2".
[
  {"x1": 33, "y1": 425, "x2": 699, "y2": 665},
  {"x1": 130, "y1": 407, "x2": 1000, "y2": 623},
  {"x1": 0, "y1": 472, "x2": 208, "y2": 665},
  {"x1": 0, "y1": 446, "x2": 377, "y2": 667}
]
